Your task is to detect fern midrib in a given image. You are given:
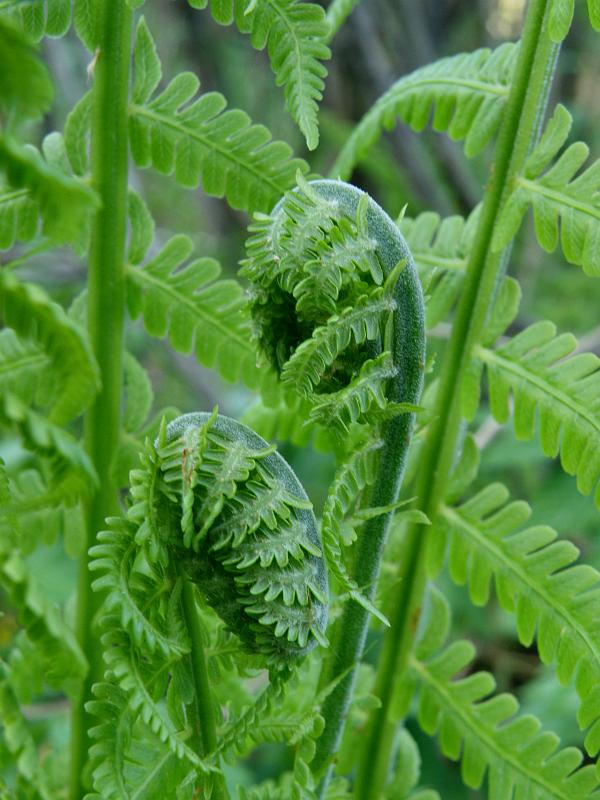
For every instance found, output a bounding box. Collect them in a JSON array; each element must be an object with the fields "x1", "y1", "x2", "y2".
[
  {"x1": 409, "y1": 654, "x2": 576, "y2": 799},
  {"x1": 380, "y1": 74, "x2": 510, "y2": 105},
  {"x1": 414, "y1": 253, "x2": 466, "y2": 272},
  {"x1": 441, "y1": 503, "x2": 600, "y2": 673},
  {"x1": 475, "y1": 343, "x2": 600, "y2": 439},
  {"x1": 518, "y1": 176, "x2": 600, "y2": 222},
  {"x1": 0, "y1": 351, "x2": 48, "y2": 381},
  {"x1": 0, "y1": 188, "x2": 29, "y2": 206},
  {"x1": 130, "y1": 104, "x2": 293, "y2": 197},
  {"x1": 262, "y1": 0, "x2": 308, "y2": 124},
  {"x1": 126, "y1": 263, "x2": 254, "y2": 354}
]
